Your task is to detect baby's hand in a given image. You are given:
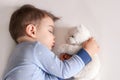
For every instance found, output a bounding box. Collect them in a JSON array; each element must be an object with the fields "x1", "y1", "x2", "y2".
[
  {"x1": 59, "y1": 53, "x2": 72, "y2": 61},
  {"x1": 82, "y1": 37, "x2": 100, "y2": 57}
]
